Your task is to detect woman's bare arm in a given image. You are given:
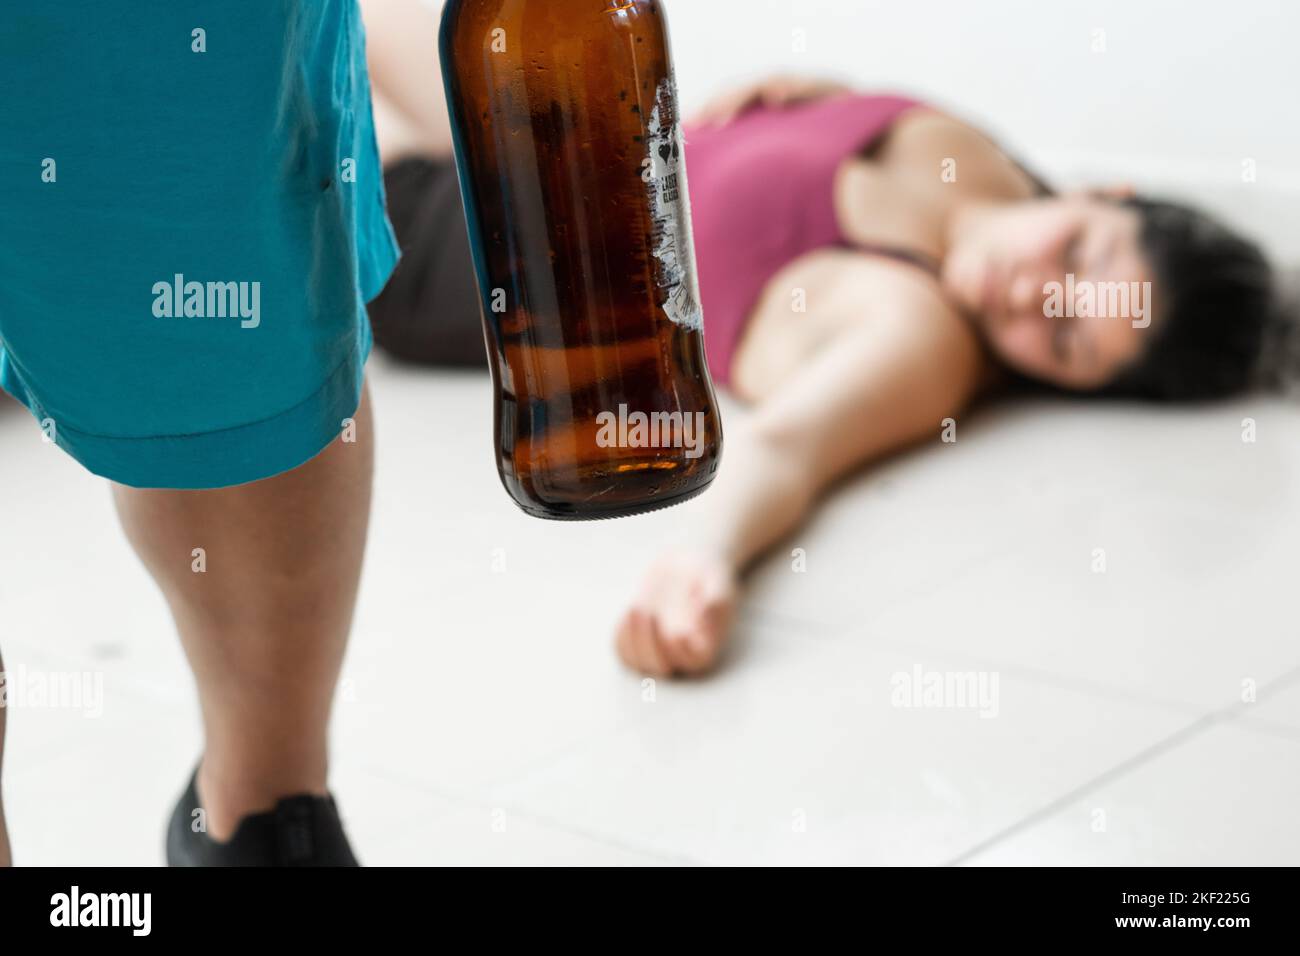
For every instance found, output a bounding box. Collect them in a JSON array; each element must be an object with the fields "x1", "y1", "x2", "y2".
[
  {"x1": 691, "y1": 74, "x2": 855, "y2": 126},
  {"x1": 702, "y1": 304, "x2": 986, "y2": 570},
  {"x1": 617, "y1": 301, "x2": 986, "y2": 676}
]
